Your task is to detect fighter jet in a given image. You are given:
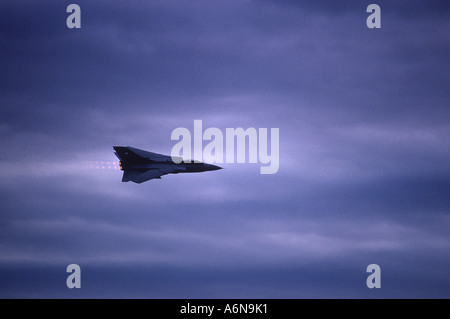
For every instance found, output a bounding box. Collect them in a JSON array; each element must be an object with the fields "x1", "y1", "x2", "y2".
[{"x1": 113, "y1": 146, "x2": 222, "y2": 183}]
